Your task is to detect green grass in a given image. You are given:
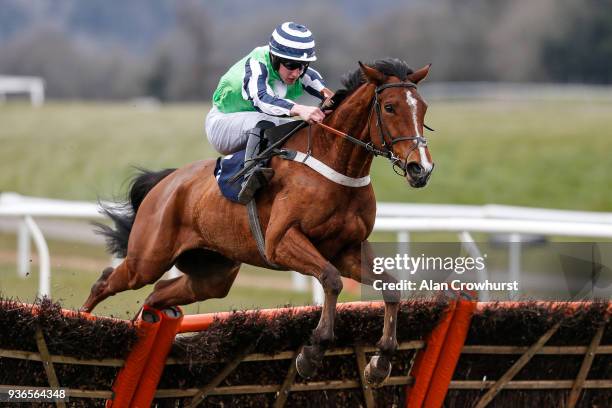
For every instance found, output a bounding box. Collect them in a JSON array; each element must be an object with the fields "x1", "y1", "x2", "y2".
[
  {"x1": 0, "y1": 231, "x2": 361, "y2": 316},
  {"x1": 0, "y1": 225, "x2": 362, "y2": 316},
  {"x1": 0, "y1": 263, "x2": 306, "y2": 319},
  {"x1": 1, "y1": 99, "x2": 611, "y2": 315},
  {"x1": 0, "y1": 259, "x2": 361, "y2": 318},
  {"x1": 1, "y1": 100, "x2": 612, "y2": 210},
  {"x1": 0, "y1": 102, "x2": 214, "y2": 200},
  {"x1": 371, "y1": 100, "x2": 612, "y2": 210}
]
